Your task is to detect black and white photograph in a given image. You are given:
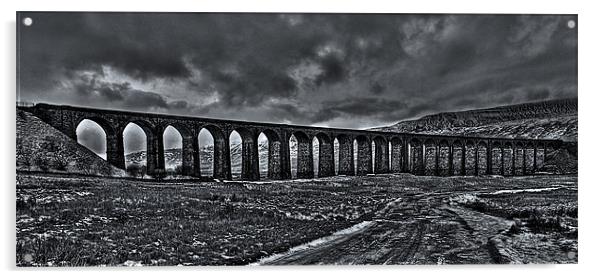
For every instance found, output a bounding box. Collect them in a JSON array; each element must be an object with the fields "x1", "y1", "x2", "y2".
[{"x1": 15, "y1": 11, "x2": 578, "y2": 267}]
